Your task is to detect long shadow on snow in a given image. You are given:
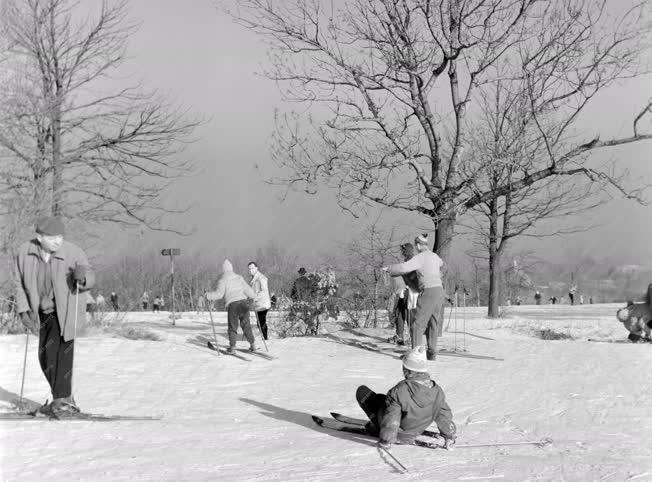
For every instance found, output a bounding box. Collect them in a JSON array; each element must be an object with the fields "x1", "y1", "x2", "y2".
[
  {"x1": 343, "y1": 328, "x2": 390, "y2": 343},
  {"x1": 239, "y1": 397, "x2": 373, "y2": 443},
  {"x1": 322, "y1": 334, "x2": 401, "y2": 359},
  {"x1": 444, "y1": 330, "x2": 496, "y2": 341},
  {"x1": 0, "y1": 386, "x2": 41, "y2": 411},
  {"x1": 240, "y1": 398, "x2": 404, "y2": 474},
  {"x1": 187, "y1": 333, "x2": 227, "y2": 349},
  {"x1": 123, "y1": 321, "x2": 208, "y2": 333}
]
